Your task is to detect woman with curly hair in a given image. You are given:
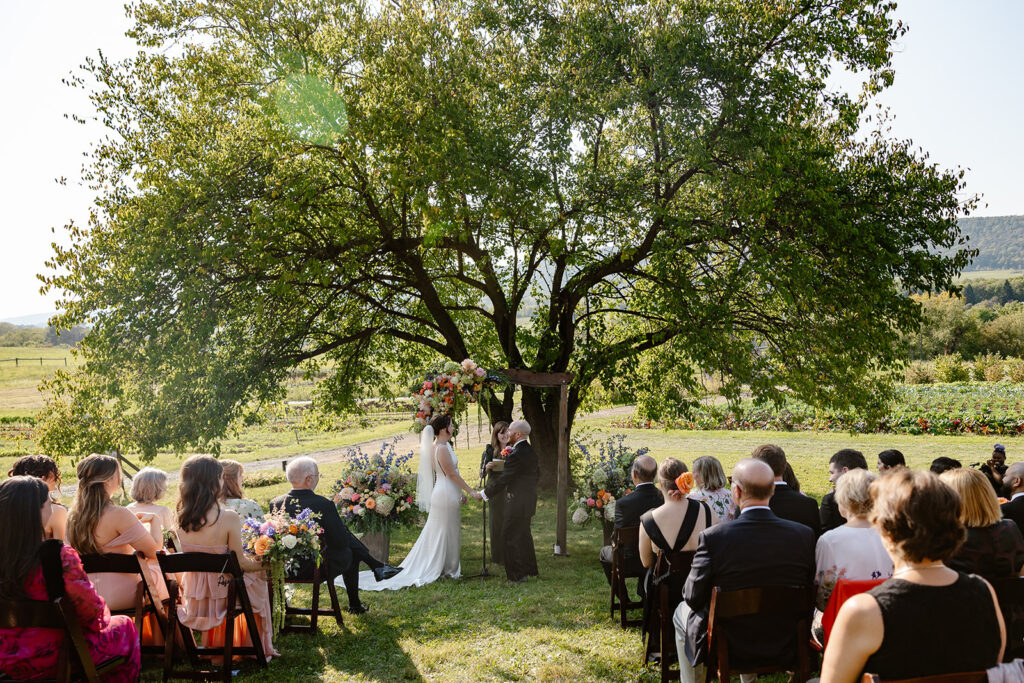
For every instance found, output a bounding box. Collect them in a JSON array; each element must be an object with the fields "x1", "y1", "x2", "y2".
[{"x1": 8, "y1": 454, "x2": 67, "y2": 540}]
